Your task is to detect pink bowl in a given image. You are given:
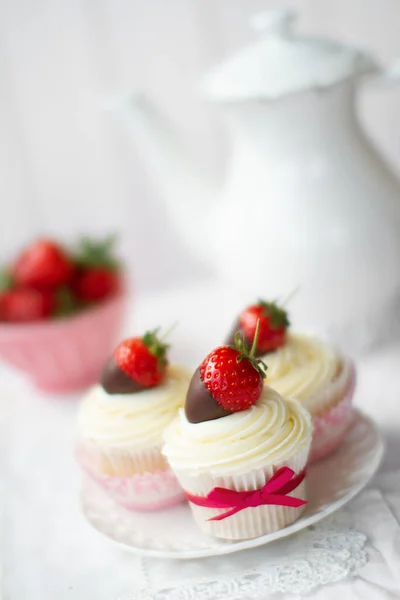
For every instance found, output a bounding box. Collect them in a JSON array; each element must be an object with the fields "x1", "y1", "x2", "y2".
[{"x1": 0, "y1": 291, "x2": 127, "y2": 394}]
